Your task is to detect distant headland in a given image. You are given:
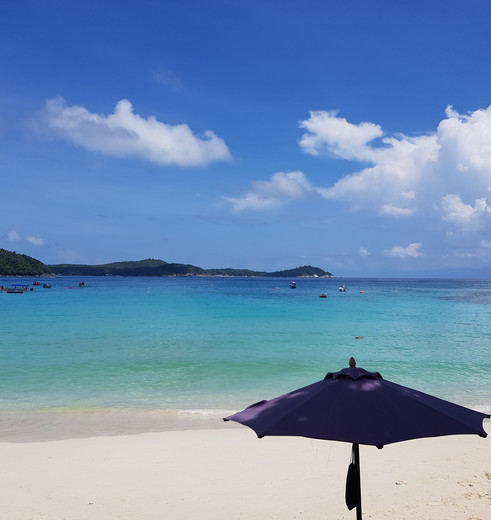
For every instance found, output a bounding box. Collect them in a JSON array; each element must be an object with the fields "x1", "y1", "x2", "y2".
[{"x1": 0, "y1": 248, "x2": 335, "y2": 278}]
